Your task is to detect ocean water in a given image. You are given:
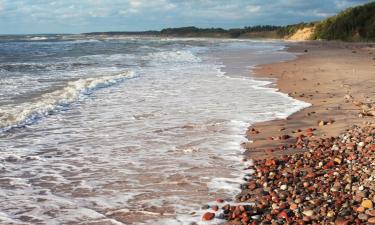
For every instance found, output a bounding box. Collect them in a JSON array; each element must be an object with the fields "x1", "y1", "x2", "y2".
[{"x1": 0, "y1": 35, "x2": 309, "y2": 225}]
